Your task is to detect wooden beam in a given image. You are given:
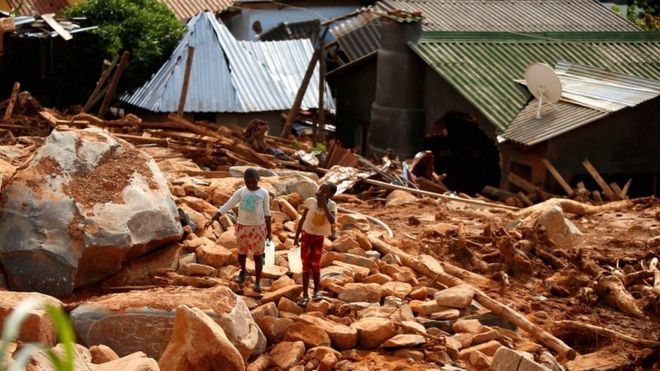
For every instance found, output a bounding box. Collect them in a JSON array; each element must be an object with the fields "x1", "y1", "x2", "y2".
[
  {"x1": 177, "y1": 46, "x2": 195, "y2": 116},
  {"x1": 41, "y1": 14, "x2": 72, "y2": 41},
  {"x1": 363, "y1": 178, "x2": 518, "y2": 210},
  {"x1": 3, "y1": 82, "x2": 20, "y2": 121},
  {"x1": 280, "y1": 49, "x2": 320, "y2": 137},
  {"x1": 83, "y1": 55, "x2": 119, "y2": 113},
  {"x1": 610, "y1": 182, "x2": 624, "y2": 200},
  {"x1": 541, "y1": 158, "x2": 573, "y2": 196},
  {"x1": 621, "y1": 179, "x2": 632, "y2": 199},
  {"x1": 507, "y1": 172, "x2": 537, "y2": 194},
  {"x1": 313, "y1": 39, "x2": 326, "y2": 145},
  {"x1": 593, "y1": 190, "x2": 603, "y2": 203},
  {"x1": 582, "y1": 159, "x2": 619, "y2": 201},
  {"x1": 517, "y1": 192, "x2": 534, "y2": 207},
  {"x1": 98, "y1": 51, "x2": 130, "y2": 118}
]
